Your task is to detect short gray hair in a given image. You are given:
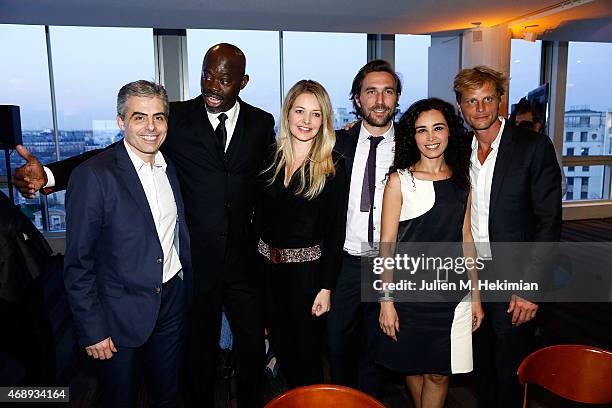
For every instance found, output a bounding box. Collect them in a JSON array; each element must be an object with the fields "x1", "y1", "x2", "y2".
[{"x1": 117, "y1": 80, "x2": 169, "y2": 119}]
